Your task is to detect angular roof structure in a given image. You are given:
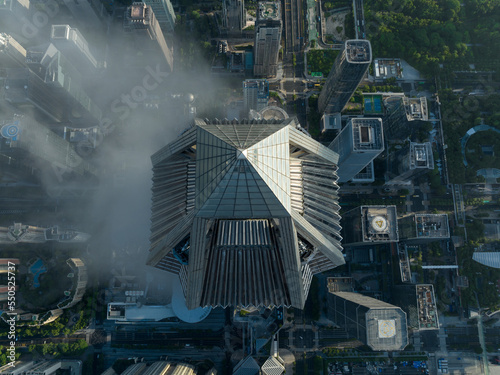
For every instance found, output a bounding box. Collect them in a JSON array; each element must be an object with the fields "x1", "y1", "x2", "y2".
[{"x1": 148, "y1": 118, "x2": 344, "y2": 310}]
